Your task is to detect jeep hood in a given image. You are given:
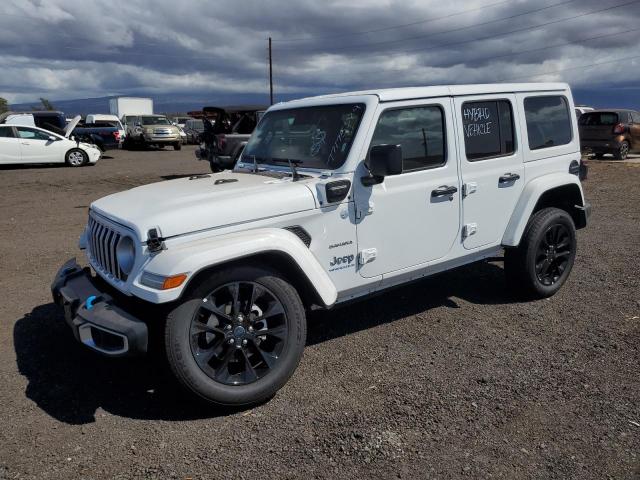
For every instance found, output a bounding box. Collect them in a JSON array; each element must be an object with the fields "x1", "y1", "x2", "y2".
[{"x1": 90, "y1": 171, "x2": 317, "y2": 240}]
